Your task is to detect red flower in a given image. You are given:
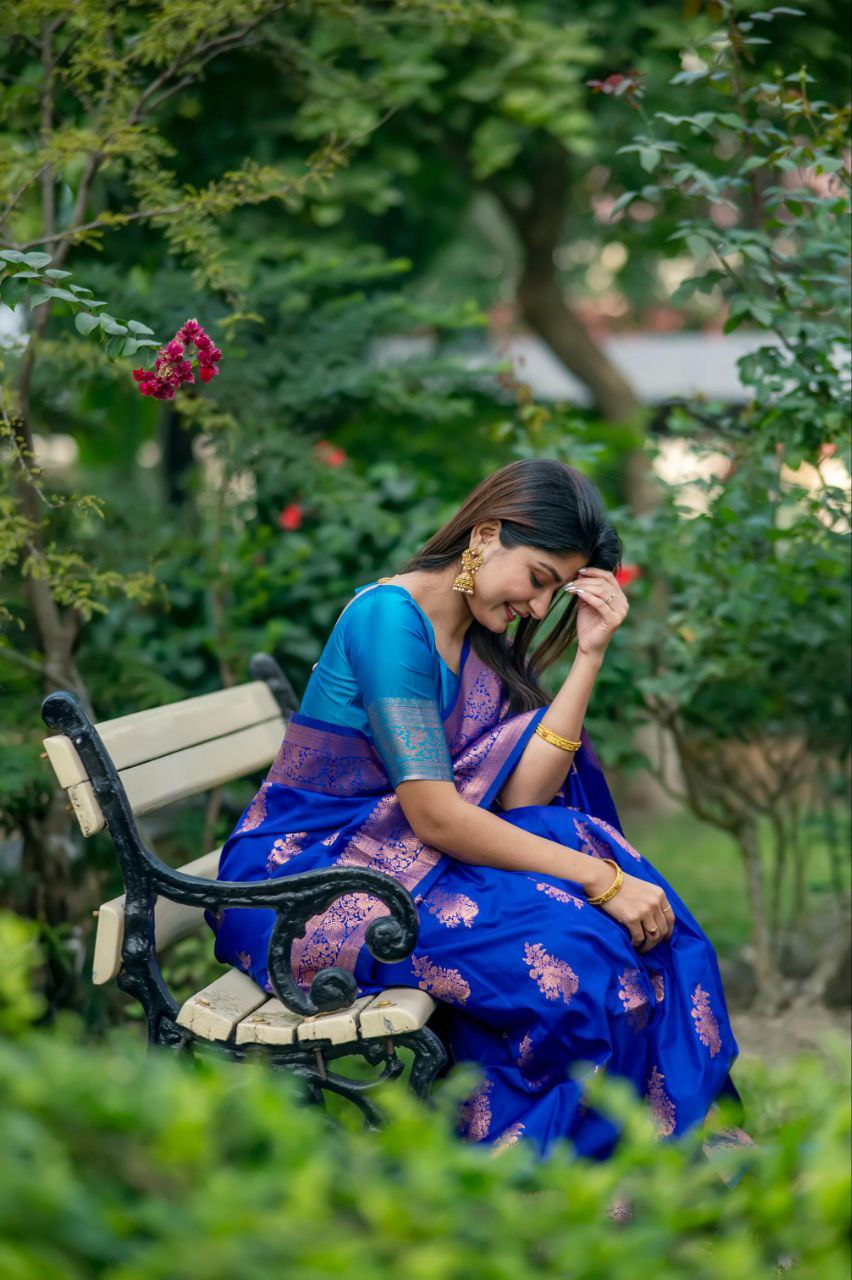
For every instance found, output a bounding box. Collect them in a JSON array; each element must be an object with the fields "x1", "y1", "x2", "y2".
[
  {"x1": 586, "y1": 70, "x2": 644, "y2": 108},
  {"x1": 278, "y1": 503, "x2": 303, "y2": 531},
  {"x1": 313, "y1": 439, "x2": 347, "y2": 467},
  {"x1": 615, "y1": 564, "x2": 641, "y2": 587},
  {"x1": 178, "y1": 319, "x2": 203, "y2": 343}
]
